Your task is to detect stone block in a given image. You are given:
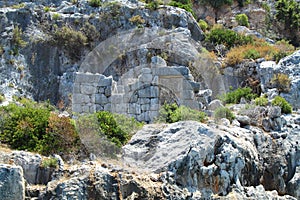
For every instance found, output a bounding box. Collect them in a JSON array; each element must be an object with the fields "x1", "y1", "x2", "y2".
[
  {"x1": 151, "y1": 56, "x2": 167, "y2": 68},
  {"x1": 73, "y1": 94, "x2": 90, "y2": 104},
  {"x1": 81, "y1": 84, "x2": 96, "y2": 95},
  {"x1": 150, "y1": 104, "x2": 159, "y2": 111},
  {"x1": 111, "y1": 94, "x2": 123, "y2": 104},
  {"x1": 182, "y1": 90, "x2": 194, "y2": 100},
  {"x1": 75, "y1": 72, "x2": 101, "y2": 84},
  {"x1": 141, "y1": 104, "x2": 150, "y2": 111},
  {"x1": 98, "y1": 86, "x2": 105, "y2": 93},
  {"x1": 117, "y1": 85, "x2": 125, "y2": 93},
  {"x1": 182, "y1": 100, "x2": 200, "y2": 110},
  {"x1": 142, "y1": 68, "x2": 152, "y2": 74},
  {"x1": 150, "y1": 86, "x2": 159, "y2": 98},
  {"x1": 96, "y1": 105, "x2": 104, "y2": 111},
  {"x1": 129, "y1": 103, "x2": 141, "y2": 115},
  {"x1": 98, "y1": 77, "x2": 112, "y2": 87},
  {"x1": 139, "y1": 98, "x2": 150, "y2": 104},
  {"x1": 72, "y1": 104, "x2": 82, "y2": 113},
  {"x1": 139, "y1": 74, "x2": 153, "y2": 83},
  {"x1": 149, "y1": 111, "x2": 159, "y2": 121},
  {"x1": 105, "y1": 86, "x2": 112, "y2": 97},
  {"x1": 95, "y1": 94, "x2": 109, "y2": 104},
  {"x1": 73, "y1": 83, "x2": 81, "y2": 93},
  {"x1": 153, "y1": 67, "x2": 182, "y2": 76},
  {"x1": 104, "y1": 103, "x2": 111, "y2": 111}
]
